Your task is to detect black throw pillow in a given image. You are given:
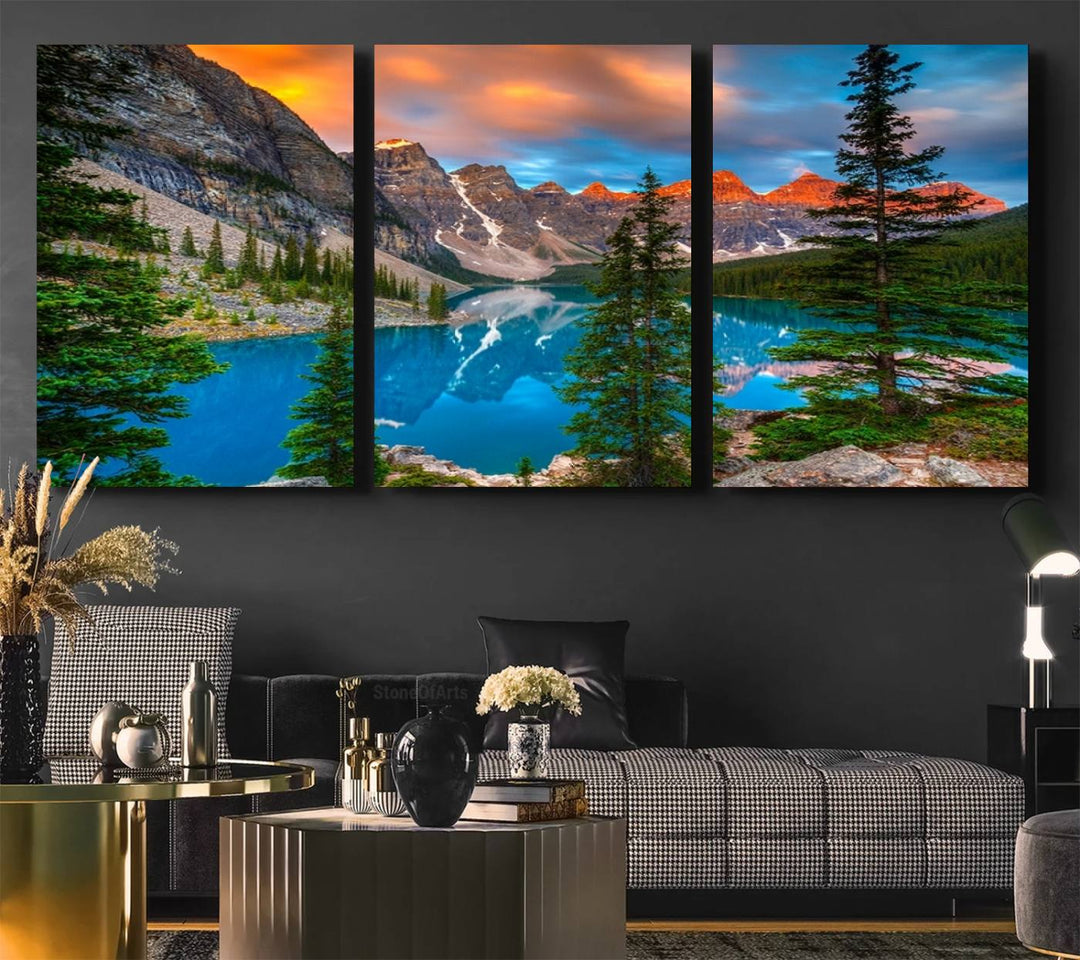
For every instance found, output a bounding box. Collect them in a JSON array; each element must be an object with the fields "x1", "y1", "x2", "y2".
[{"x1": 478, "y1": 616, "x2": 636, "y2": 751}]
